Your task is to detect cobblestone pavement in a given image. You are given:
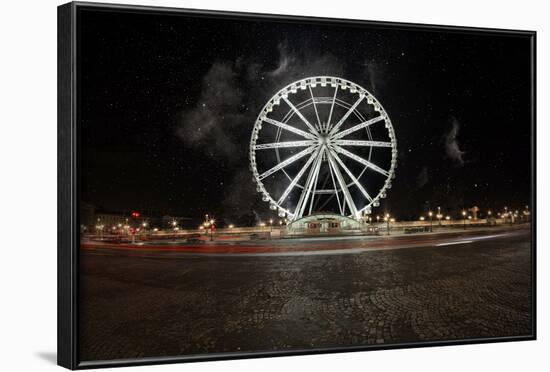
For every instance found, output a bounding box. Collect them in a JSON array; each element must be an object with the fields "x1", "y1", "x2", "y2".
[{"x1": 78, "y1": 230, "x2": 532, "y2": 361}]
